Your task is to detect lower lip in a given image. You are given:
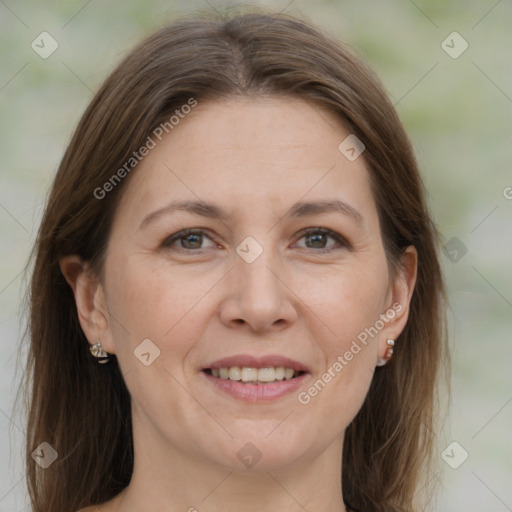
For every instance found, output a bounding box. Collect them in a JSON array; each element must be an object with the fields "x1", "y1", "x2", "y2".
[{"x1": 201, "y1": 371, "x2": 309, "y2": 402}]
